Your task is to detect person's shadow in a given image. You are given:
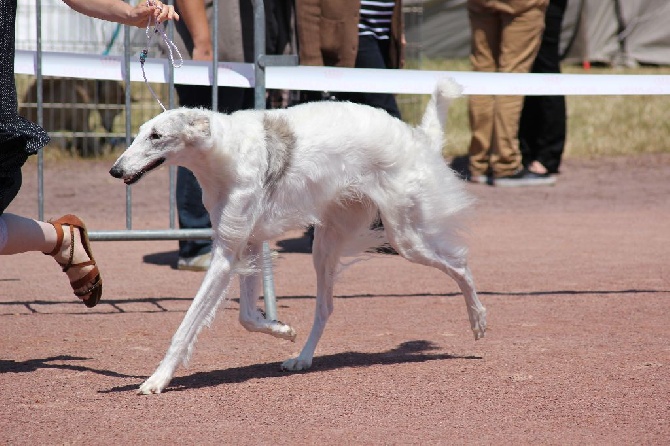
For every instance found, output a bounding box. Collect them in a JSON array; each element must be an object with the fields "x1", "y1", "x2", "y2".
[{"x1": 0, "y1": 355, "x2": 144, "y2": 379}]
